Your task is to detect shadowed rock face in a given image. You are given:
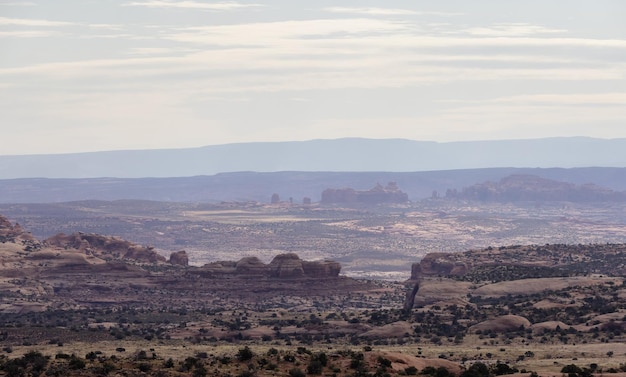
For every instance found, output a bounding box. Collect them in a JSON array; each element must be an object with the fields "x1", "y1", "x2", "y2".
[
  {"x1": 169, "y1": 250, "x2": 189, "y2": 266},
  {"x1": 45, "y1": 232, "x2": 166, "y2": 263}
]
